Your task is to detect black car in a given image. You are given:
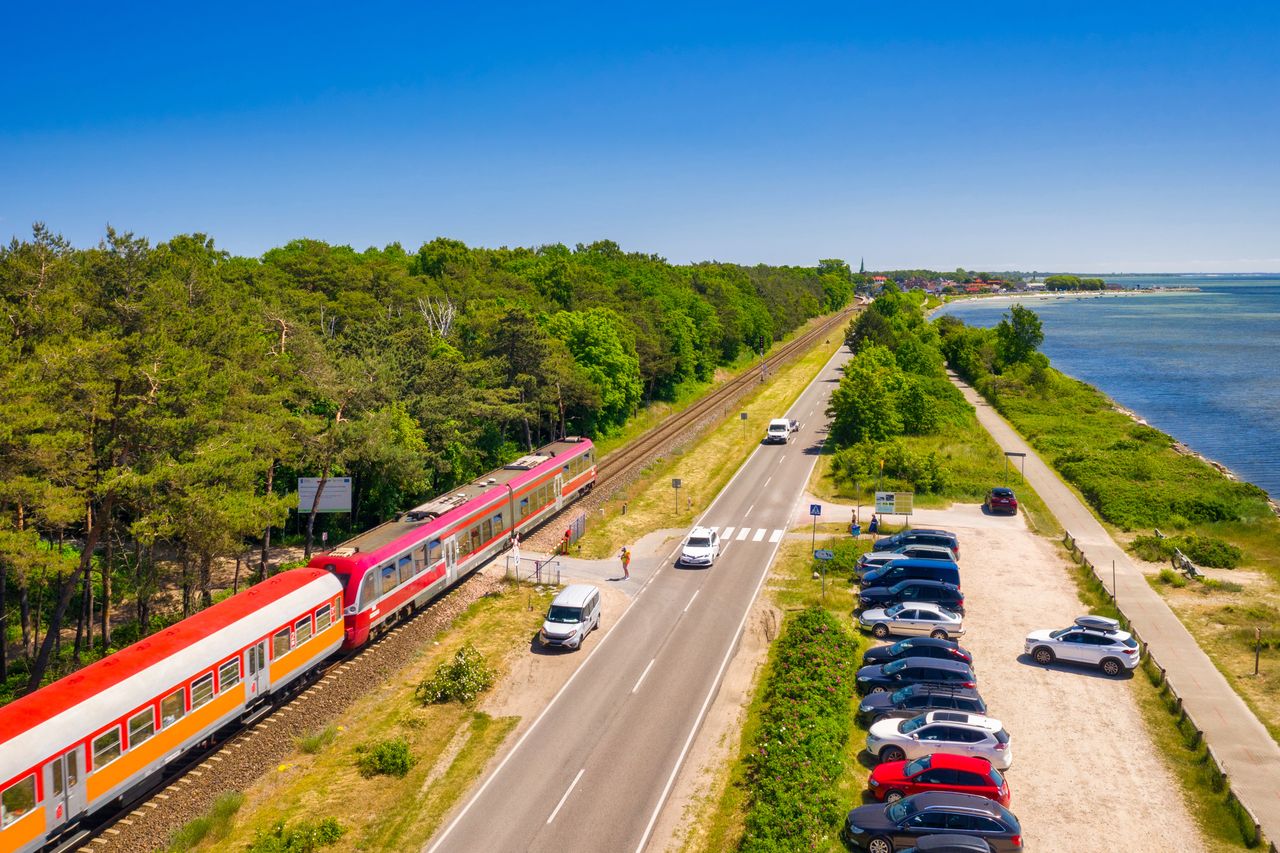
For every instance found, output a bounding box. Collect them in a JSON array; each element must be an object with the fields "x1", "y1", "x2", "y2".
[
  {"x1": 855, "y1": 657, "x2": 977, "y2": 696},
  {"x1": 844, "y1": 791, "x2": 1023, "y2": 853},
  {"x1": 862, "y1": 637, "x2": 973, "y2": 669},
  {"x1": 859, "y1": 580, "x2": 965, "y2": 615},
  {"x1": 873, "y1": 529, "x2": 959, "y2": 559},
  {"x1": 860, "y1": 559, "x2": 961, "y2": 590},
  {"x1": 901, "y1": 834, "x2": 1000, "y2": 853},
  {"x1": 857, "y1": 684, "x2": 987, "y2": 725}
]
